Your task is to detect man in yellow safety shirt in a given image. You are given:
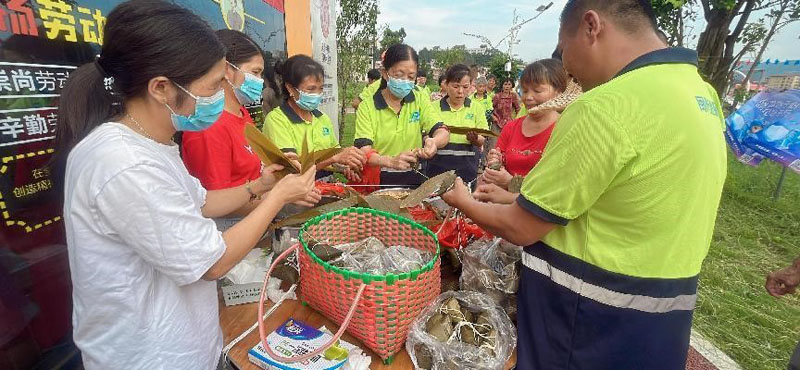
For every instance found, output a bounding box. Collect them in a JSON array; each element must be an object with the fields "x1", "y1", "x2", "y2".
[{"x1": 442, "y1": 1, "x2": 727, "y2": 369}]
